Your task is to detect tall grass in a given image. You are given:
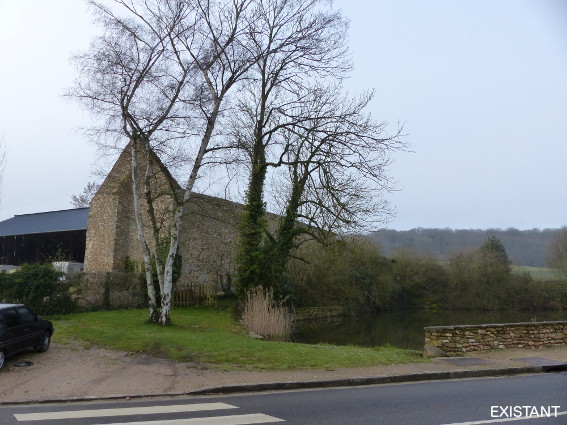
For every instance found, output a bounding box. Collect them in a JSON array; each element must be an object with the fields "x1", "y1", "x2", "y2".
[{"x1": 241, "y1": 286, "x2": 294, "y2": 341}]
